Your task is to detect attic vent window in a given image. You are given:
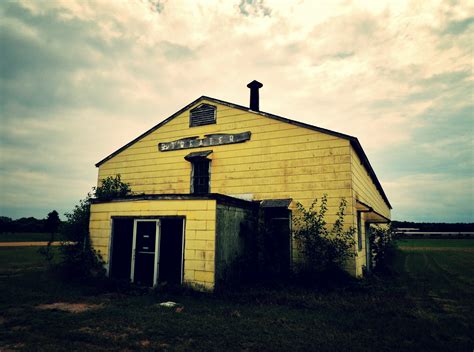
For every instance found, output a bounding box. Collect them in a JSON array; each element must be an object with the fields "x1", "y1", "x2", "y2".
[{"x1": 190, "y1": 104, "x2": 216, "y2": 127}]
